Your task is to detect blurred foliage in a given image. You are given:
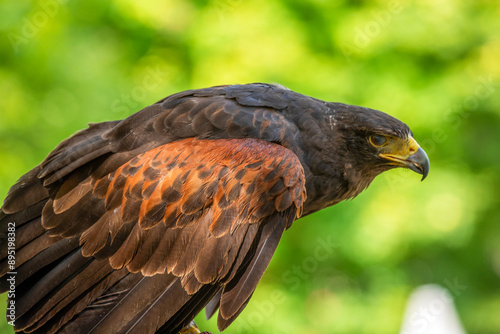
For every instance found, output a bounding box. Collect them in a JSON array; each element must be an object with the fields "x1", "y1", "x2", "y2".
[{"x1": 1, "y1": 0, "x2": 499, "y2": 333}]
